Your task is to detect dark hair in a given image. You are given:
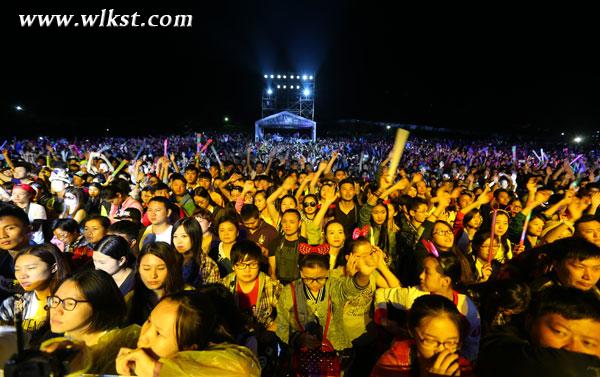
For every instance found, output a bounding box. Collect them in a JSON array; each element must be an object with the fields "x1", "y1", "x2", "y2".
[
  {"x1": 64, "y1": 187, "x2": 87, "y2": 210},
  {"x1": 197, "y1": 172, "x2": 212, "y2": 181},
  {"x1": 170, "y1": 173, "x2": 187, "y2": 185},
  {"x1": 16, "y1": 243, "x2": 71, "y2": 293},
  {"x1": 95, "y1": 235, "x2": 131, "y2": 265},
  {"x1": 53, "y1": 218, "x2": 80, "y2": 234},
  {"x1": 298, "y1": 253, "x2": 329, "y2": 270},
  {"x1": 83, "y1": 215, "x2": 110, "y2": 230},
  {"x1": 60, "y1": 269, "x2": 126, "y2": 333},
  {"x1": 338, "y1": 178, "x2": 355, "y2": 189},
  {"x1": 463, "y1": 208, "x2": 481, "y2": 228},
  {"x1": 278, "y1": 195, "x2": 298, "y2": 213},
  {"x1": 424, "y1": 251, "x2": 463, "y2": 288},
  {"x1": 408, "y1": 197, "x2": 428, "y2": 212},
  {"x1": 0, "y1": 204, "x2": 30, "y2": 226},
  {"x1": 197, "y1": 284, "x2": 242, "y2": 343},
  {"x1": 171, "y1": 217, "x2": 203, "y2": 264},
  {"x1": 407, "y1": 295, "x2": 465, "y2": 339},
  {"x1": 370, "y1": 201, "x2": 391, "y2": 251},
  {"x1": 471, "y1": 230, "x2": 500, "y2": 256},
  {"x1": 108, "y1": 220, "x2": 141, "y2": 243},
  {"x1": 574, "y1": 215, "x2": 600, "y2": 235},
  {"x1": 150, "y1": 182, "x2": 169, "y2": 193},
  {"x1": 240, "y1": 204, "x2": 260, "y2": 221},
  {"x1": 217, "y1": 216, "x2": 239, "y2": 231},
  {"x1": 548, "y1": 237, "x2": 600, "y2": 263},
  {"x1": 529, "y1": 285, "x2": 600, "y2": 322},
  {"x1": 230, "y1": 240, "x2": 263, "y2": 265},
  {"x1": 160, "y1": 291, "x2": 218, "y2": 351},
  {"x1": 129, "y1": 242, "x2": 184, "y2": 325},
  {"x1": 148, "y1": 196, "x2": 170, "y2": 209},
  {"x1": 184, "y1": 165, "x2": 199, "y2": 174},
  {"x1": 281, "y1": 208, "x2": 301, "y2": 221}
]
